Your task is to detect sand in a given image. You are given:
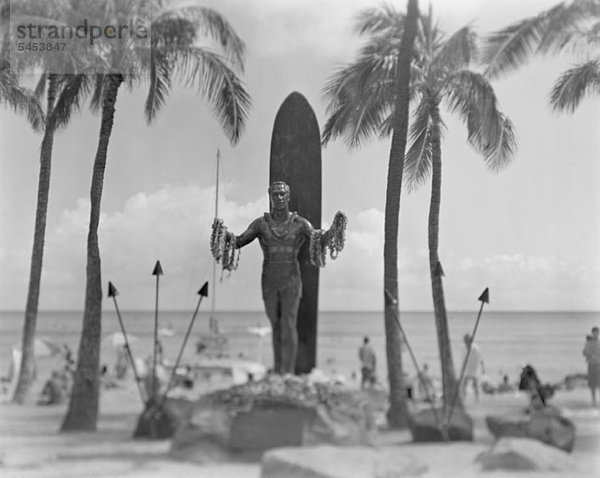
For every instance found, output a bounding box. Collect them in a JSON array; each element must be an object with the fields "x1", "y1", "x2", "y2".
[{"x1": 0, "y1": 378, "x2": 599, "y2": 478}]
